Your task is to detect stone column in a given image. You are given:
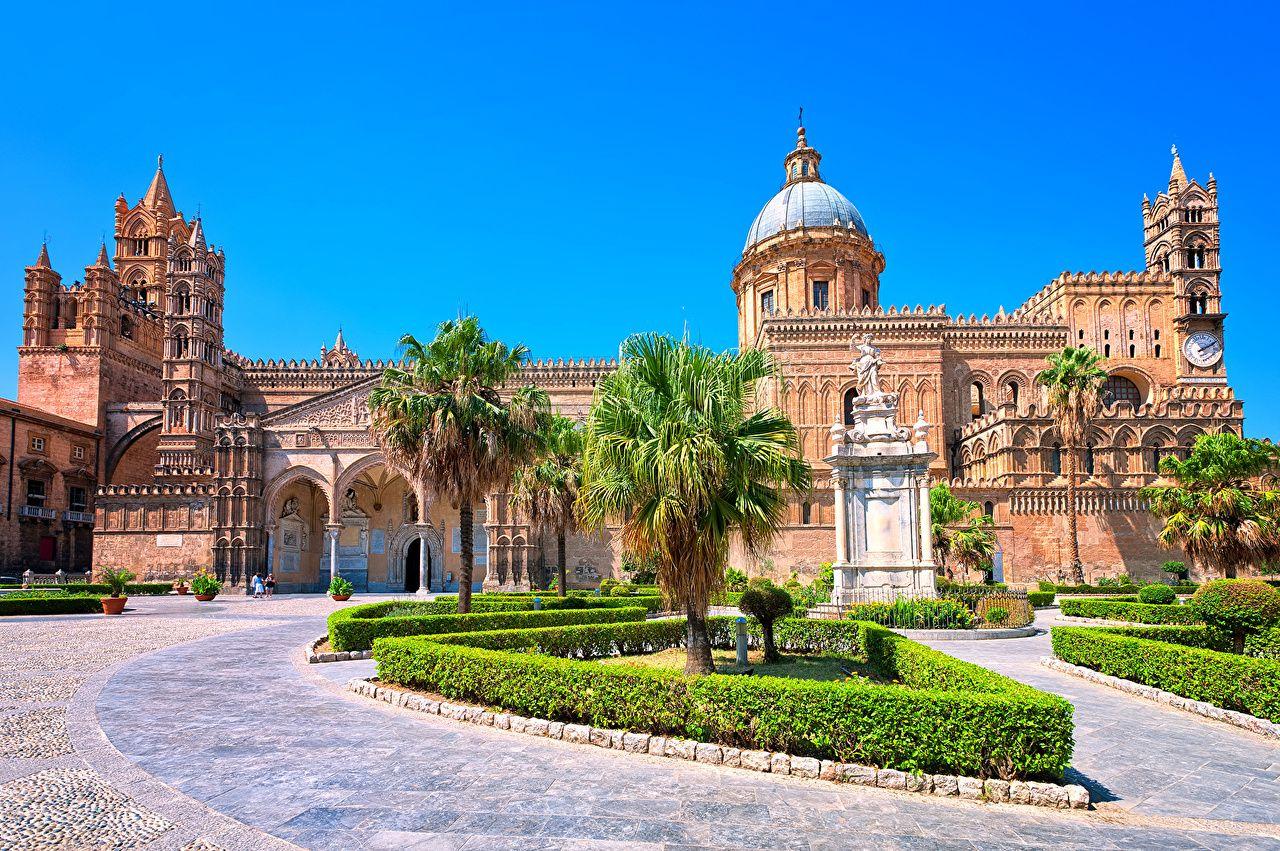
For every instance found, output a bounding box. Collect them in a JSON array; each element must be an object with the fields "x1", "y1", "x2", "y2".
[
  {"x1": 833, "y1": 470, "x2": 848, "y2": 565},
  {"x1": 326, "y1": 525, "x2": 341, "y2": 581},
  {"x1": 416, "y1": 524, "x2": 429, "y2": 595},
  {"x1": 265, "y1": 525, "x2": 276, "y2": 574},
  {"x1": 917, "y1": 475, "x2": 933, "y2": 565}
]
